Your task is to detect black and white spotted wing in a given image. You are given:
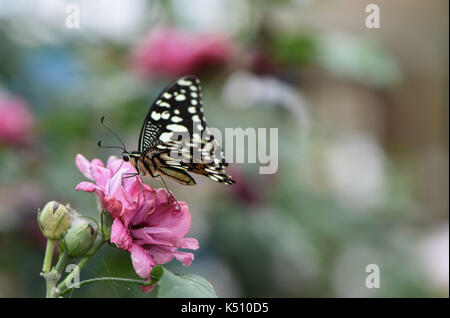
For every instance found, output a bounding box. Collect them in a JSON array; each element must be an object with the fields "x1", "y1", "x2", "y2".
[
  {"x1": 137, "y1": 76, "x2": 235, "y2": 185},
  {"x1": 138, "y1": 77, "x2": 204, "y2": 151}
]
